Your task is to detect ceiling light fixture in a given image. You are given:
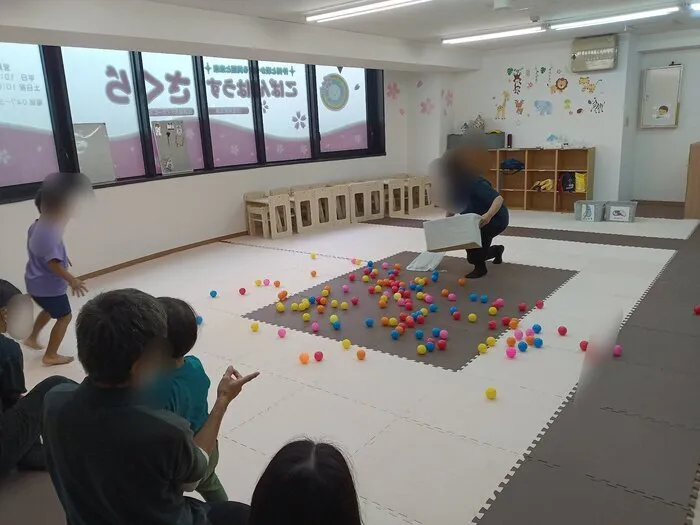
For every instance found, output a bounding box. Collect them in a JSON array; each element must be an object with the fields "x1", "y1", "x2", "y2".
[
  {"x1": 691, "y1": 3, "x2": 700, "y2": 11},
  {"x1": 443, "y1": 26, "x2": 545, "y2": 45},
  {"x1": 551, "y1": 7, "x2": 680, "y2": 31},
  {"x1": 307, "y1": 0, "x2": 433, "y2": 23}
]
